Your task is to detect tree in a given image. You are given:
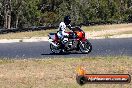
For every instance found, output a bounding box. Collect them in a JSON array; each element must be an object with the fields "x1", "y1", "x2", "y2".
[
  {"x1": 0, "y1": 0, "x2": 132, "y2": 28},
  {"x1": 3, "y1": 0, "x2": 11, "y2": 29}
]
